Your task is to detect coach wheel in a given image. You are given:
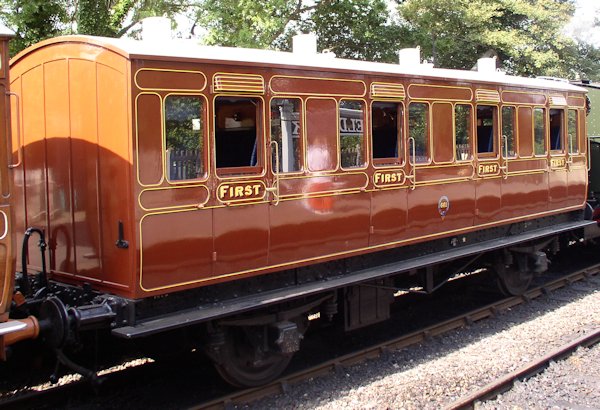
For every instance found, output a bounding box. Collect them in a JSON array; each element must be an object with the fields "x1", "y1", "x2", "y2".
[
  {"x1": 495, "y1": 263, "x2": 533, "y2": 296},
  {"x1": 214, "y1": 326, "x2": 293, "y2": 388}
]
